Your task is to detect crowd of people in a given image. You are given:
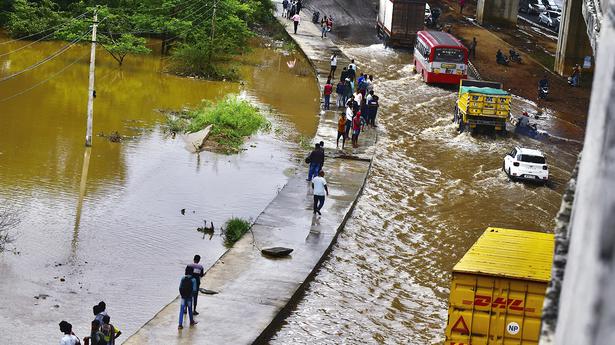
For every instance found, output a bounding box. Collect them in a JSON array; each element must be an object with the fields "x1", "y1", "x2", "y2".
[
  {"x1": 58, "y1": 302, "x2": 122, "y2": 345},
  {"x1": 326, "y1": 57, "x2": 380, "y2": 150},
  {"x1": 304, "y1": 55, "x2": 381, "y2": 215}
]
